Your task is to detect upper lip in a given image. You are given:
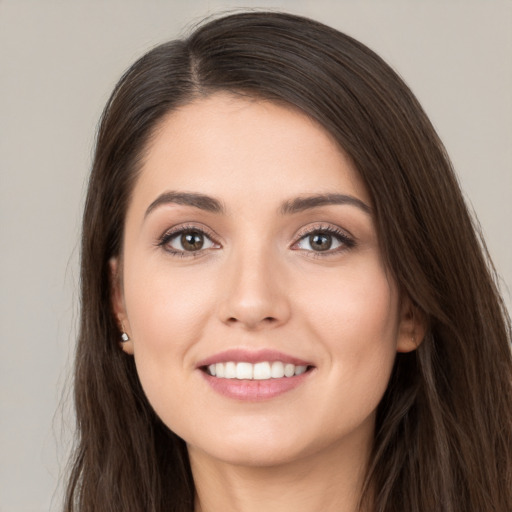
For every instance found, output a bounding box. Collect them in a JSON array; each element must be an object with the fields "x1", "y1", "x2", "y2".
[{"x1": 196, "y1": 348, "x2": 313, "y2": 368}]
